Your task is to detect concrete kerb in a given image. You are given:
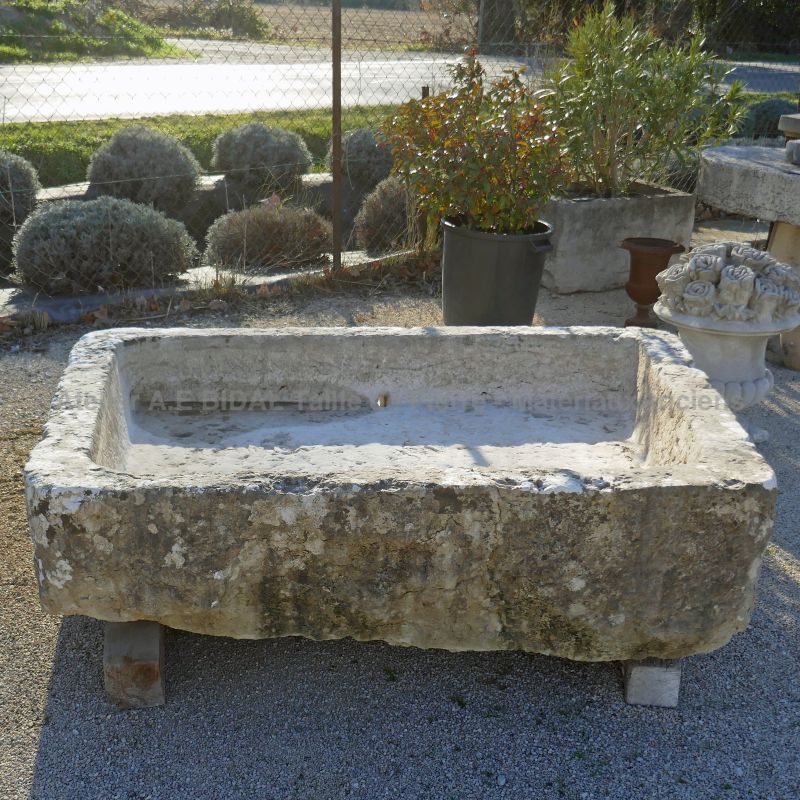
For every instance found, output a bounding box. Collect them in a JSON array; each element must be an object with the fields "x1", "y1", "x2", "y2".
[
  {"x1": 0, "y1": 251, "x2": 395, "y2": 326},
  {"x1": 0, "y1": 266, "x2": 318, "y2": 325}
]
